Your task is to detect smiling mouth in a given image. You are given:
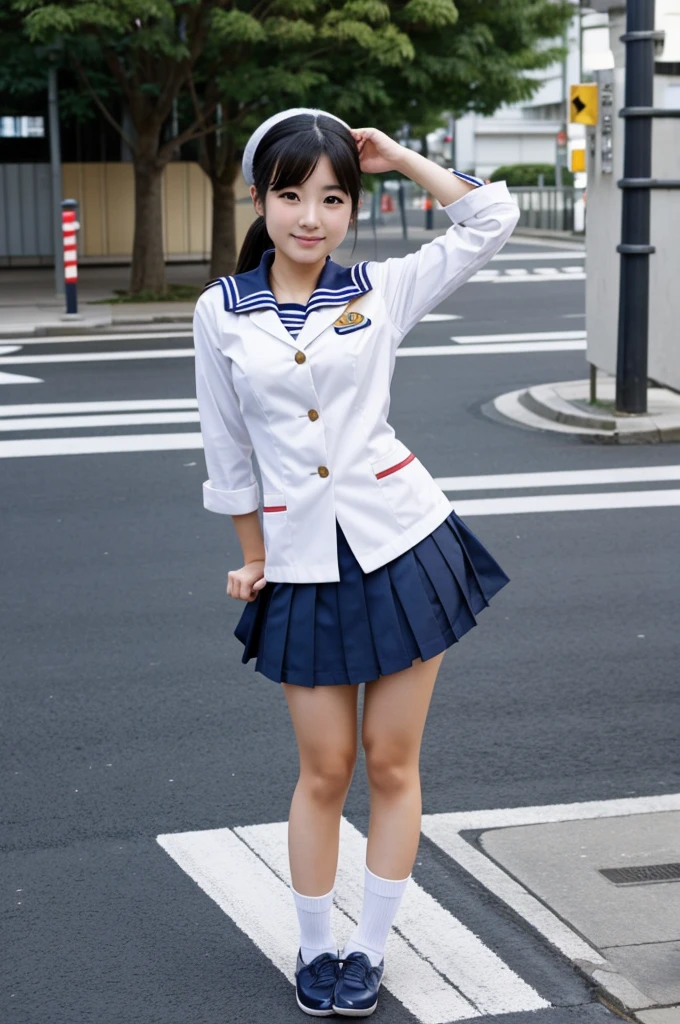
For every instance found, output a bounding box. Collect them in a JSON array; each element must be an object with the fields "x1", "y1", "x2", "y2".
[{"x1": 294, "y1": 235, "x2": 325, "y2": 241}]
